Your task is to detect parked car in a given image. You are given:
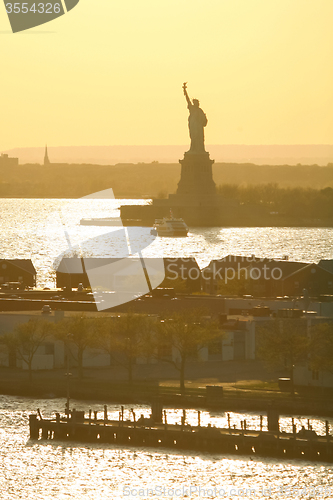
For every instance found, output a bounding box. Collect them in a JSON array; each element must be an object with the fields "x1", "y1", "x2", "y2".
[{"x1": 41, "y1": 305, "x2": 52, "y2": 314}]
